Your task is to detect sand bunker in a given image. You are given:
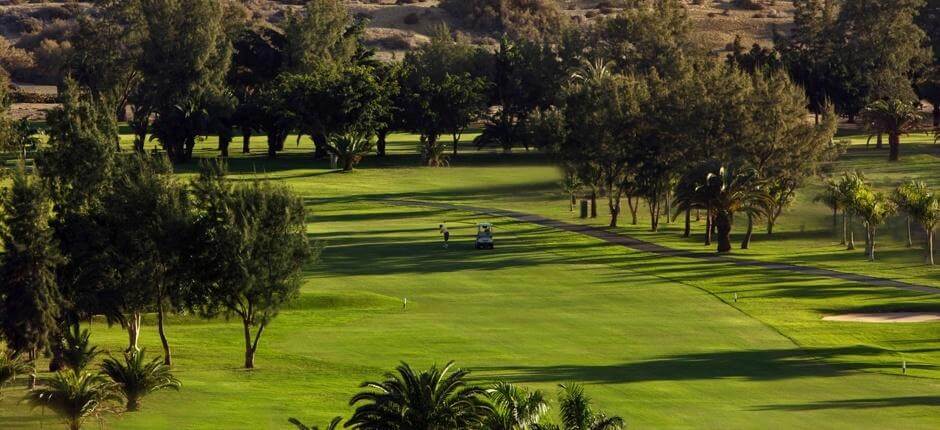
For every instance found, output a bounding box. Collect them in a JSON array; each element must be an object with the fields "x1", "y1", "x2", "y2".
[{"x1": 823, "y1": 312, "x2": 940, "y2": 323}]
